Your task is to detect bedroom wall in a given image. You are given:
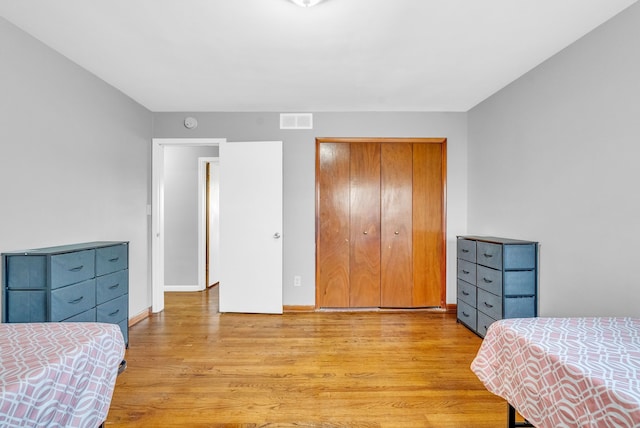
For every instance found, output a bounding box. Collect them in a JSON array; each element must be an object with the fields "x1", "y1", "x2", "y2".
[
  {"x1": 153, "y1": 112, "x2": 468, "y2": 307},
  {"x1": 0, "y1": 18, "x2": 153, "y2": 319},
  {"x1": 467, "y1": 3, "x2": 640, "y2": 317}
]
